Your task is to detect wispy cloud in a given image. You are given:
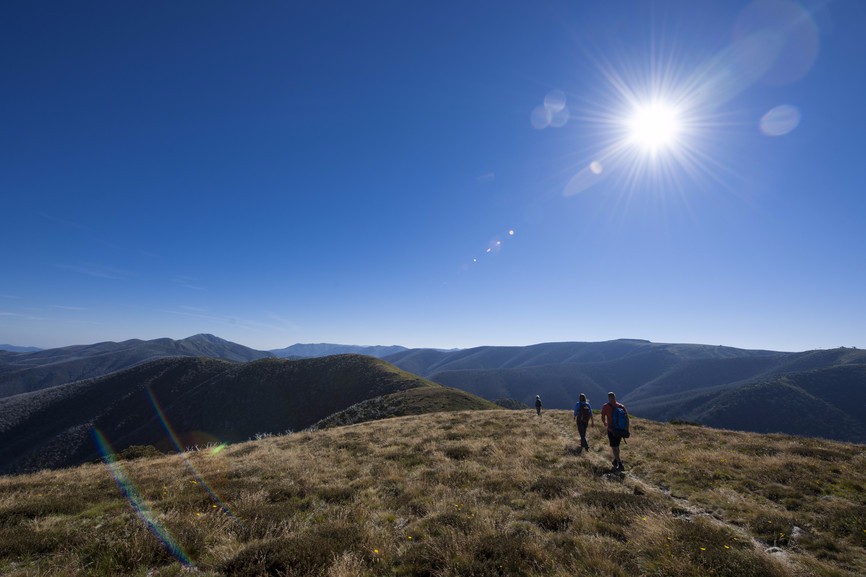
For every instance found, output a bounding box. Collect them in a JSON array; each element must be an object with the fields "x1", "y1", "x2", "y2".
[
  {"x1": 55, "y1": 262, "x2": 135, "y2": 280},
  {"x1": 51, "y1": 305, "x2": 88, "y2": 311},
  {"x1": 266, "y1": 313, "x2": 303, "y2": 333},
  {"x1": 0, "y1": 294, "x2": 23, "y2": 300},
  {"x1": 476, "y1": 172, "x2": 496, "y2": 183},
  {"x1": 173, "y1": 277, "x2": 206, "y2": 291},
  {"x1": 139, "y1": 249, "x2": 161, "y2": 259},
  {"x1": 178, "y1": 305, "x2": 209, "y2": 314},
  {"x1": 0, "y1": 311, "x2": 44, "y2": 321},
  {"x1": 160, "y1": 307, "x2": 297, "y2": 335},
  {"x1": 40, "y1": 213, "x2": 123, "y2": 250},
  {"x1": 39, "y1": 213, "x2": 98, "y2": 233}
]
